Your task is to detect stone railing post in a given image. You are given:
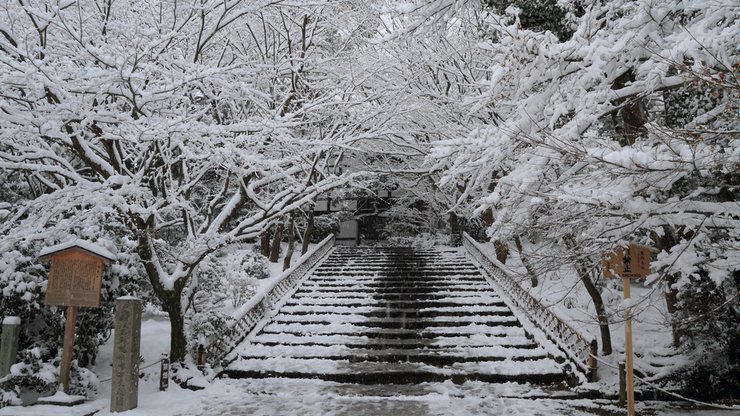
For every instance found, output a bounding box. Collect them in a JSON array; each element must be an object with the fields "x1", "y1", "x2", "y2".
[
  {"x1": 0, "y1": 316, "x2": 21, "y2": 377},
  {"x1": 110, "y1": 297, "x2": 142, "y2": 413}
]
